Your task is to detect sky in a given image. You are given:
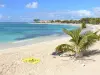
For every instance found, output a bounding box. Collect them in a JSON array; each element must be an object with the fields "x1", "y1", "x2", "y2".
[{"x1": 0, "y1": 0, "x2": 100, "y2": 22}]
